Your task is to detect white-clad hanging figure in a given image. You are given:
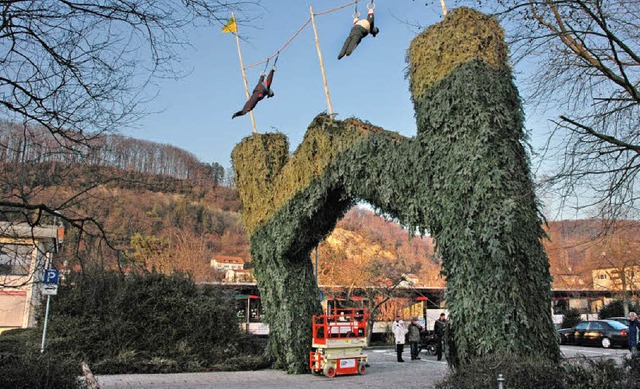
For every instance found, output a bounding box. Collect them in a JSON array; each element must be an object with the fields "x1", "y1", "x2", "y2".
[{"x1": 337, "y1": 7, "x2": 379, "y2": 60}]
